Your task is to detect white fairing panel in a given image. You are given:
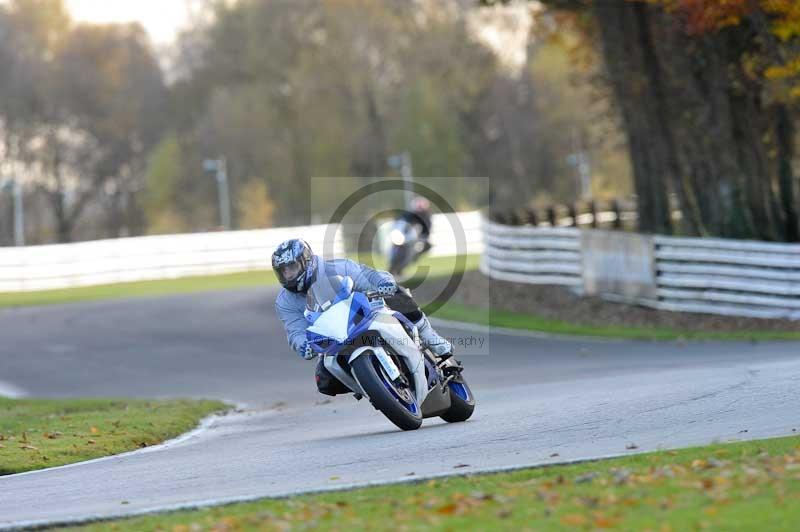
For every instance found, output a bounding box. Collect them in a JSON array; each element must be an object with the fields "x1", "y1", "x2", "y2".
[
  {"x1": 365, "y1": 308, "x2": 428, "y2": 405},
  {"x1": 307, "y1": 295, "x2": 353, "y2": 342}
]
